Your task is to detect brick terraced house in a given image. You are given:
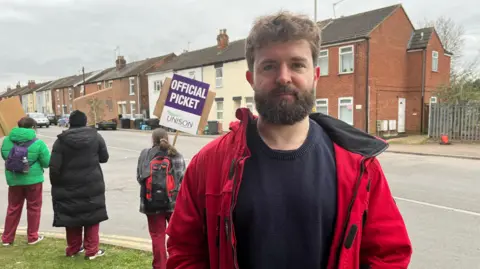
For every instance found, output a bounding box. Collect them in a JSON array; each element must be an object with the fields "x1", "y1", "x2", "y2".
[{"x1": 315, "y1": 4, "x2": 451, "y2": 135}]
